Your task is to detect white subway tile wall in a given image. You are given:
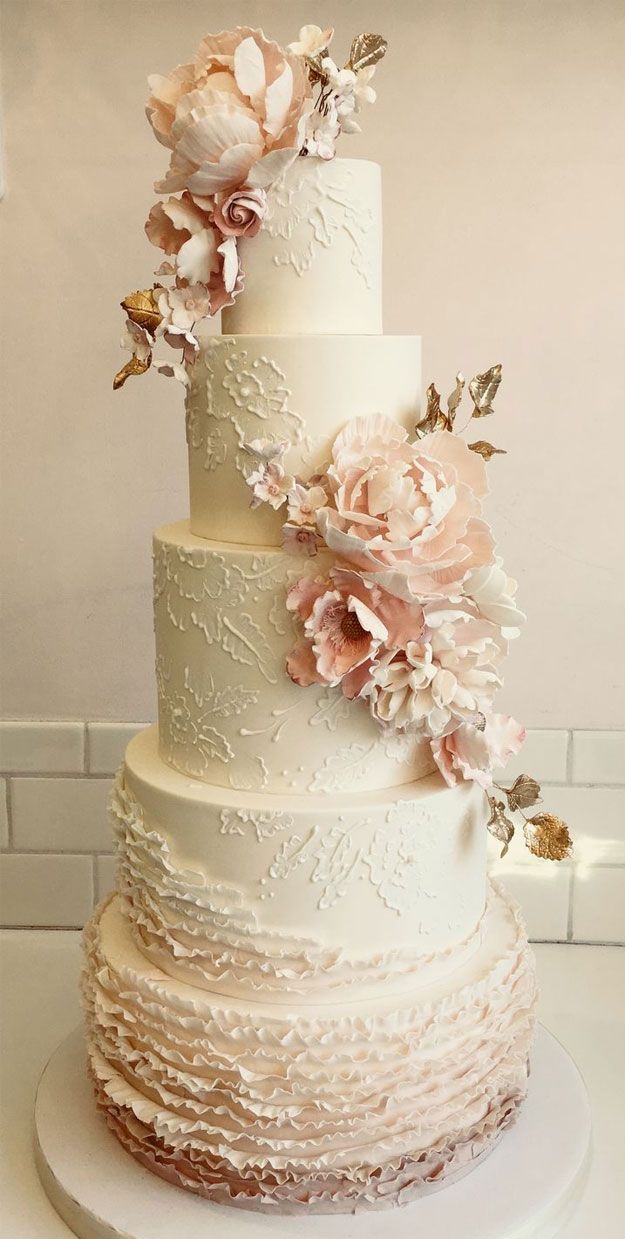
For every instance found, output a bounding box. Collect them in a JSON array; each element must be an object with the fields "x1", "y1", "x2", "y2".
[
  {"x1": 0, "y1": 723, "x2": 623, "y2": 942},
  {"x1": 86, "y1": 723, "x2": 145, "y2": 775},
  {"x1": 571, "y1": 731, "x2": 625, "y2": 786}
]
